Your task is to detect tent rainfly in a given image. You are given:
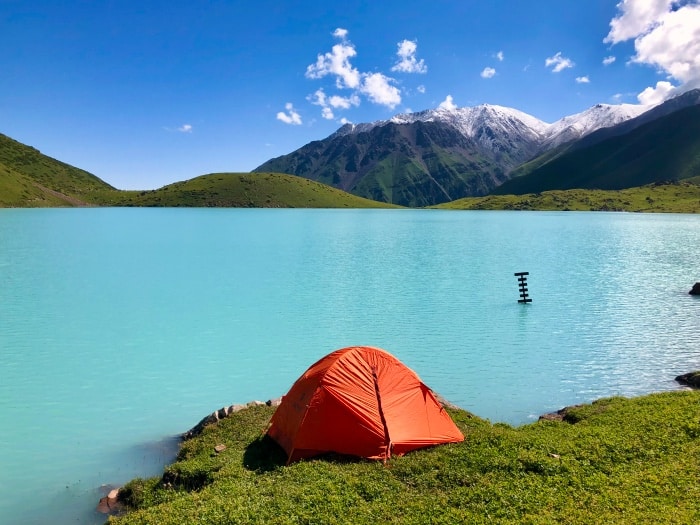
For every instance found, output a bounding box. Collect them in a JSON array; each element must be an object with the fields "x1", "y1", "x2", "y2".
[{"x1": 266, "y1": 346, "x2": 464, "y2": 463}]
